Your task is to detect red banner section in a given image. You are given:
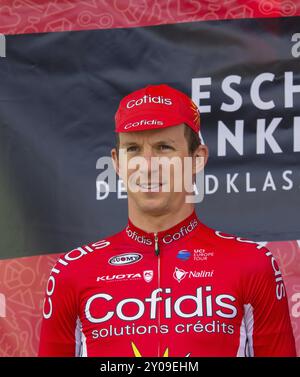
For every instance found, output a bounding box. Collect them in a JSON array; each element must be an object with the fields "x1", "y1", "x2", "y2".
[
  {"x1": 0, "y1": 0, "x2": 300, "y2": 35},
  {"x1": 0, "y1": 241, "x2": 299, "y2": 356}
]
